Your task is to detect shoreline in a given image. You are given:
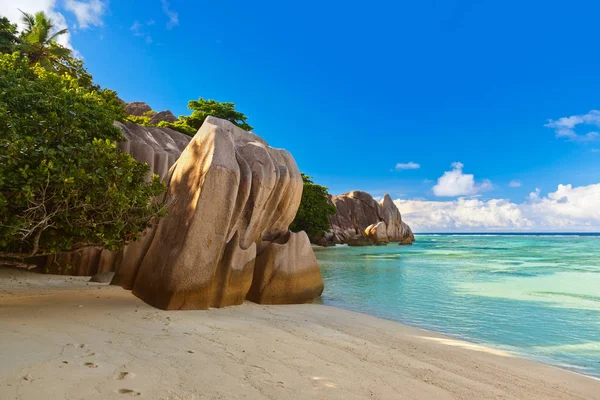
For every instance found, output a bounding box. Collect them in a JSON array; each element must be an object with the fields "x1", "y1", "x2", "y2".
[
  {"x1": 1, "y1": 268, "x2": 599, "y2": 399},
  {"x1": 323, "y1": 301, "x2": 600, "y2": 383}
]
